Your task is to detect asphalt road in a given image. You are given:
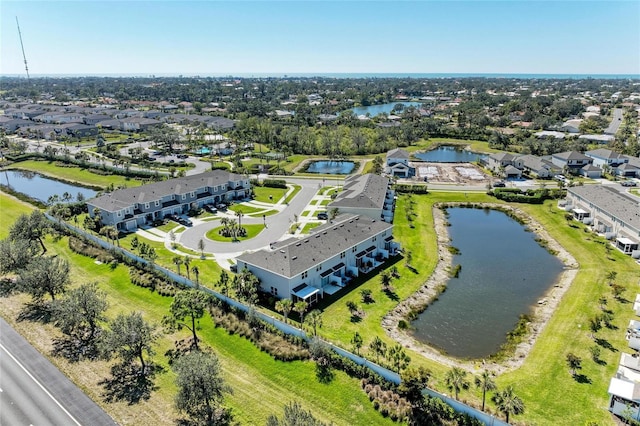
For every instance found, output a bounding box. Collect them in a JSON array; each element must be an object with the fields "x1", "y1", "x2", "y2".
[{"x1": 0, "y1": 317, "x2": 116, "y2": 426}]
